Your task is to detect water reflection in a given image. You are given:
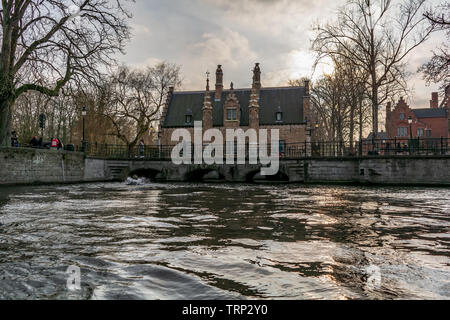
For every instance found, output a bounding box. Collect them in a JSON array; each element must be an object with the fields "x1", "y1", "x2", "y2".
[{"x1": 0, "y1": 183, "x2": 449, "y2": 299}]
